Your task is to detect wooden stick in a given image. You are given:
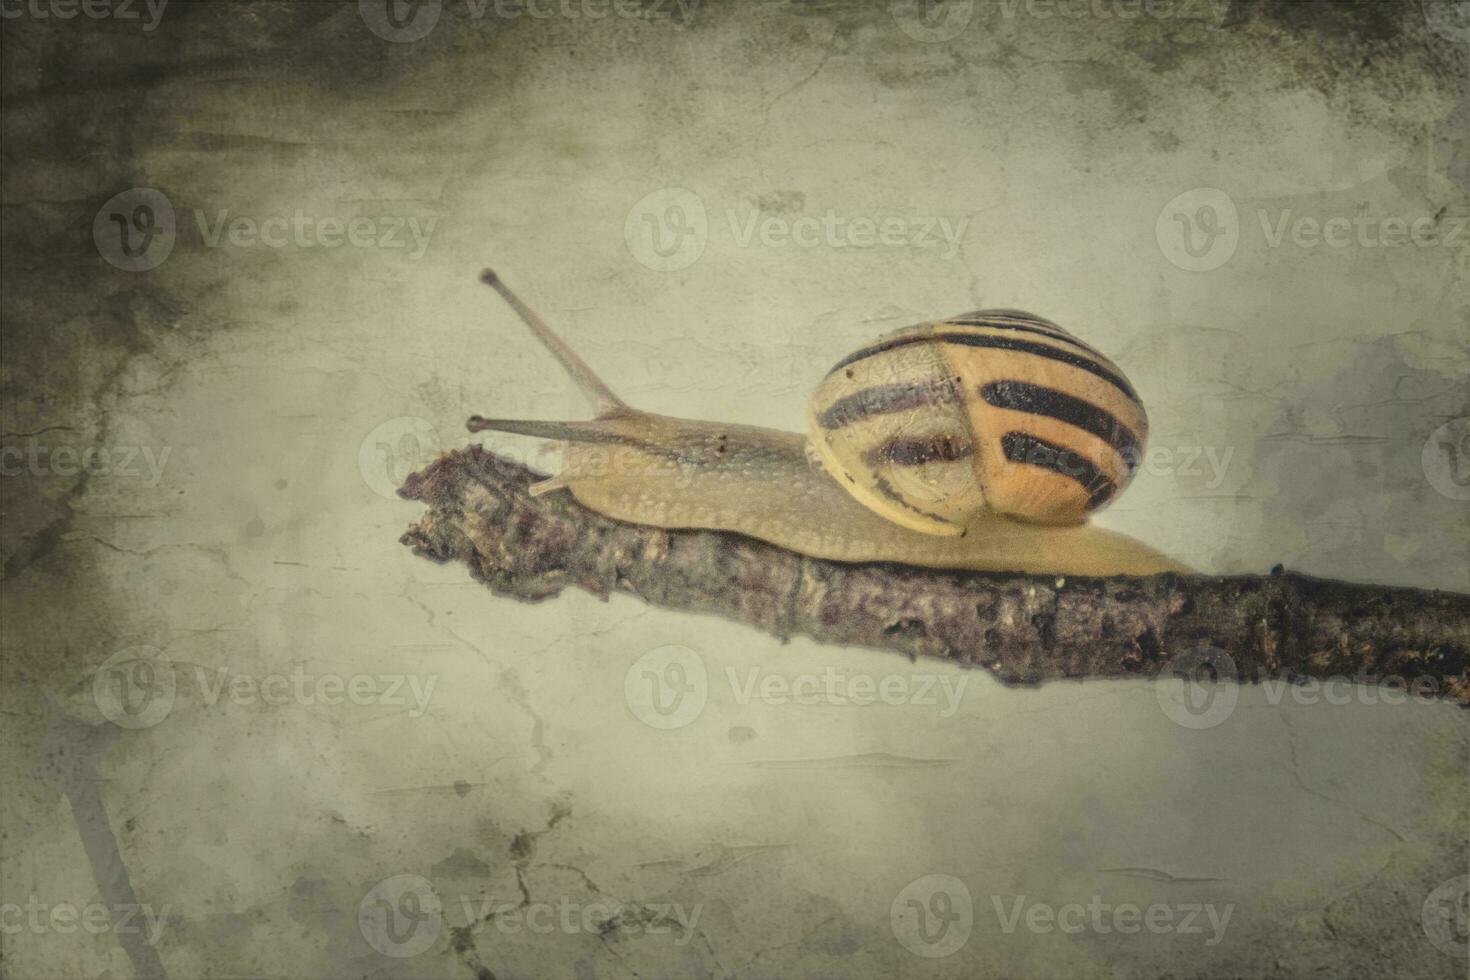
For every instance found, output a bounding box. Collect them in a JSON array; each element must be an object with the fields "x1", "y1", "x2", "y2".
[{"x1": 399, "y1": 447, "x2": 1470, "y2": 705}]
